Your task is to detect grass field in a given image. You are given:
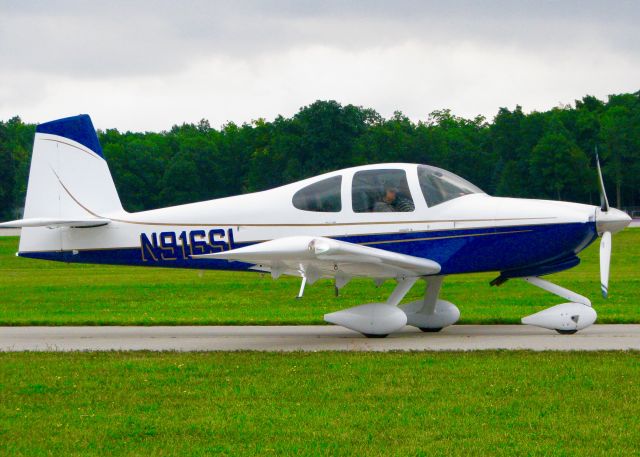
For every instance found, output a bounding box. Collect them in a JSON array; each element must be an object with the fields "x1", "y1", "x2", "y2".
[
  {"x1": 1, "y1": 351, "x2": 639, "y2": 456},
  {"x1": 0, "y1": 229, "x2": 638, "y2": 325}
]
